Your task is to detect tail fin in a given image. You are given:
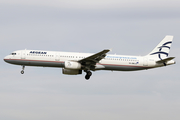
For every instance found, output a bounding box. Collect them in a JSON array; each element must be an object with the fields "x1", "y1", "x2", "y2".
[{"x1": 147, "y1": 35, "x2": 173, "y2": 60}]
